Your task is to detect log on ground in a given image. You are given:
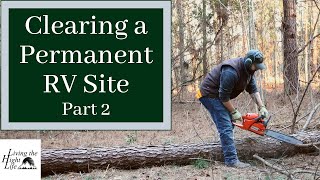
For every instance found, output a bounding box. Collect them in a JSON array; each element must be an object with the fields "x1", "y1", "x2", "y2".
[{"x1": 42, "y1": 131, "x2": 320, "y2": 176}]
